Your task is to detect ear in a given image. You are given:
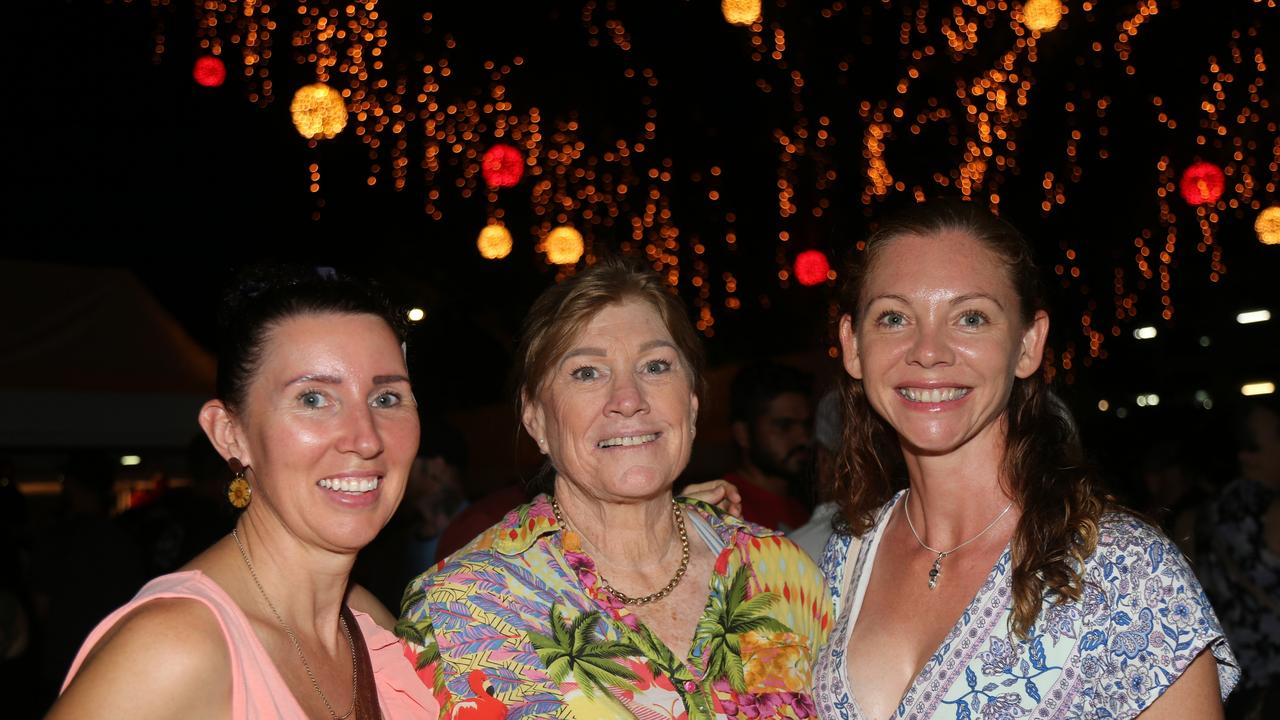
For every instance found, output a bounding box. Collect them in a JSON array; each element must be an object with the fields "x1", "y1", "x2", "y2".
[
  {"x1": 198, "y1": 400, "x2": 251, "y2": 467},
  {"x1": 838, "y1": 314, "x2": 863, "y2": 380},
  {"x1": 689, "y1": 388, "x2": 700, "y2": 431},
  {"x1": 1014, "y1": 310, "x2": 1050, "y2": 379},
  {"x1": 520, "y1": 393, "x2": 548, "y2": 454},
  {"x1": 731, "y1": 419, "x2": 751, "y2": 450}
]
